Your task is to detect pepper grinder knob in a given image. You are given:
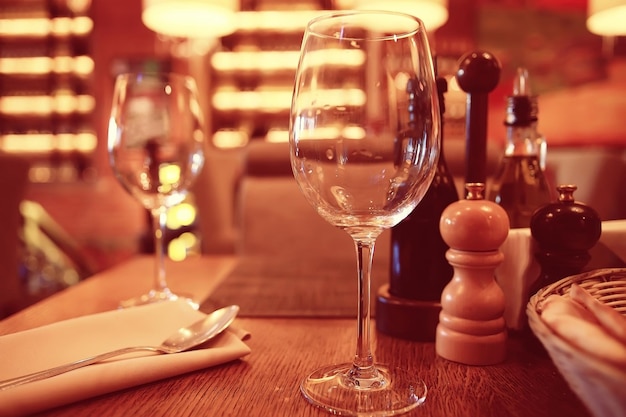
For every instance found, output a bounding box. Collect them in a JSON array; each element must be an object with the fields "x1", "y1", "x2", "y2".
[
  {"x1": 436, "y1": 183, "x2": 509, "y2": 365},
  {"x1": 455, "y1": 51, "x2": 501, "y2": 188},
  {"x1": 456, "y1": 51, "x2": 501, "y2": 93}
]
